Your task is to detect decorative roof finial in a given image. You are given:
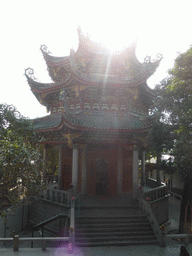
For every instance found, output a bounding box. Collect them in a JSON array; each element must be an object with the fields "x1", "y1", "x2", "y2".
[
  {"x1": 40, "y1": 45, "x2": 52, "y2": 55},
  {"x1": 25, "y1": 68, "x2": 39, "y2": 82}
]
